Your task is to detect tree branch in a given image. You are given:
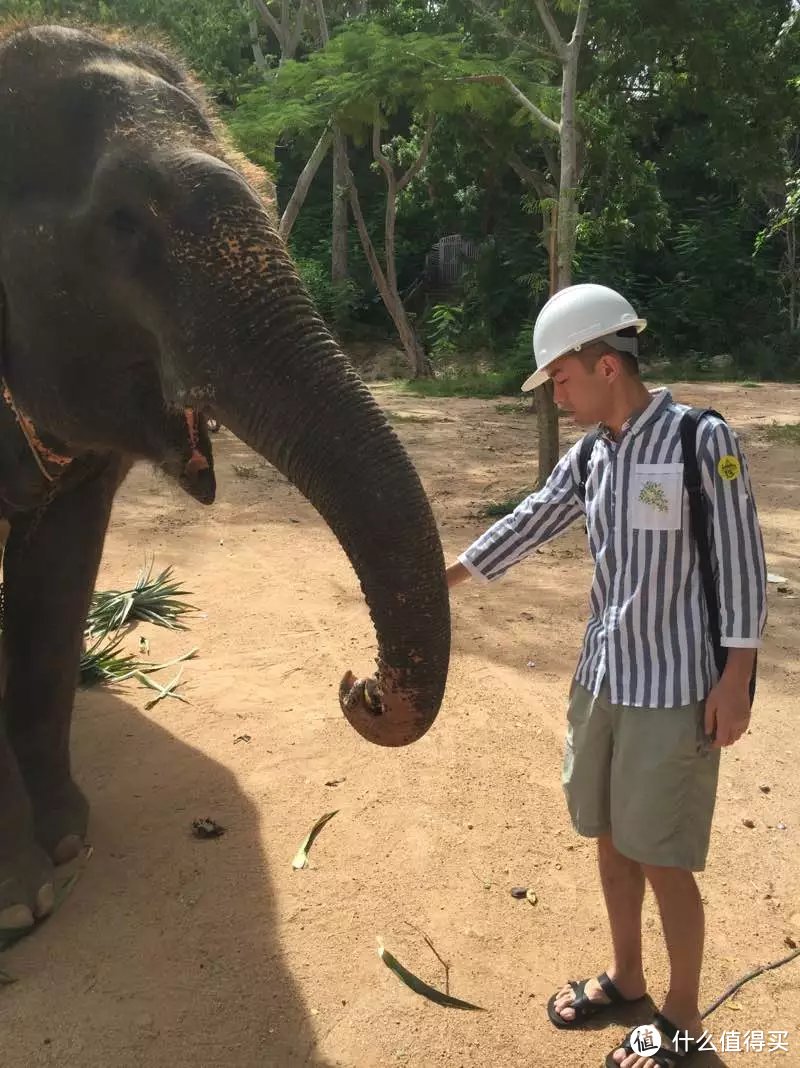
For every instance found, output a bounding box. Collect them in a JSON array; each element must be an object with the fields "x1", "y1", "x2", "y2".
[
  {"x1": 570, "y1": 0, "x2": 591, "y2": 51},
  {"x1": 384, "y1": 181, "x2": 399, "y2": 294},
  {"x1": 251, "y1": 0, "x2": 285, "y2": 49},
  {"x1": 314, "y1": 0, "x2": 330, "y2": 45},
  {"x1": 343, "y1": 157, "x2": 390, "y2": 301},
  {"x1": 508, "y1": 152, "x2": 556, "y2": 199},
  {"x1": 372, "y1": 116, "x2": 395, "y2": 185},
  {"x1": 542, "y1": 142, "x2": 559, "y2": 184},
  {"x1": 534, "y1": 0, "x2": 567, "y2": 62},
  {"x1": 344, "y1": 151, "x2": 427, "y2": 375},
  {"x1": 477, "y1": 127, "x2": 553, "y2": 193},
  {"x1": 286, "y1": 0, "x2": 311, "y2": 60},
  {"x1": 455, "y1": 75, "x2": 560, "y2": 136},
  {"x1": 278, "y1": 125, "x2": 334, "y2": 240},
  {"x1": 397, "y1": 114, "x2": 436, "y2": 192},
  {"x1": 370, "y1": 117, "x2": 401, "y2": 293},
  {"x1": 466, "y1": 0, "x2": 551, "y2": 58},
  {"x1": 248, "y1": 18, "x2": 267, "y2": 69}
]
